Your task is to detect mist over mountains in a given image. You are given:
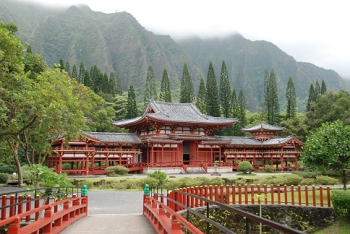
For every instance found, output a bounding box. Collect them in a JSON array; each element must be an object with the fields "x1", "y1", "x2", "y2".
[{"x1": 1, "y1": 0, "x2": 348, "y2": 112}]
